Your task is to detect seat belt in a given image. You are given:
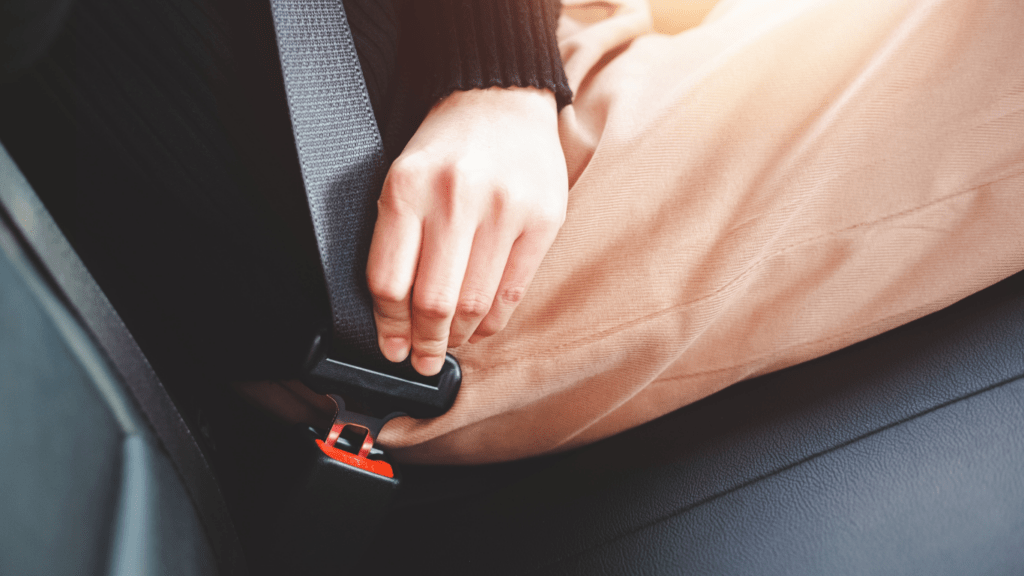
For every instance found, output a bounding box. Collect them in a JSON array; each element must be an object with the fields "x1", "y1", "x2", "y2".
[
  {"x1": 268, "y1": 0, "x2": 459, "y2": 463},
  {"x1": 268, "y1": 0, "x2": 385, "y2": 367},
  {"x1": 265, "y1": 4, "x2": 462, "y2": 568}
]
